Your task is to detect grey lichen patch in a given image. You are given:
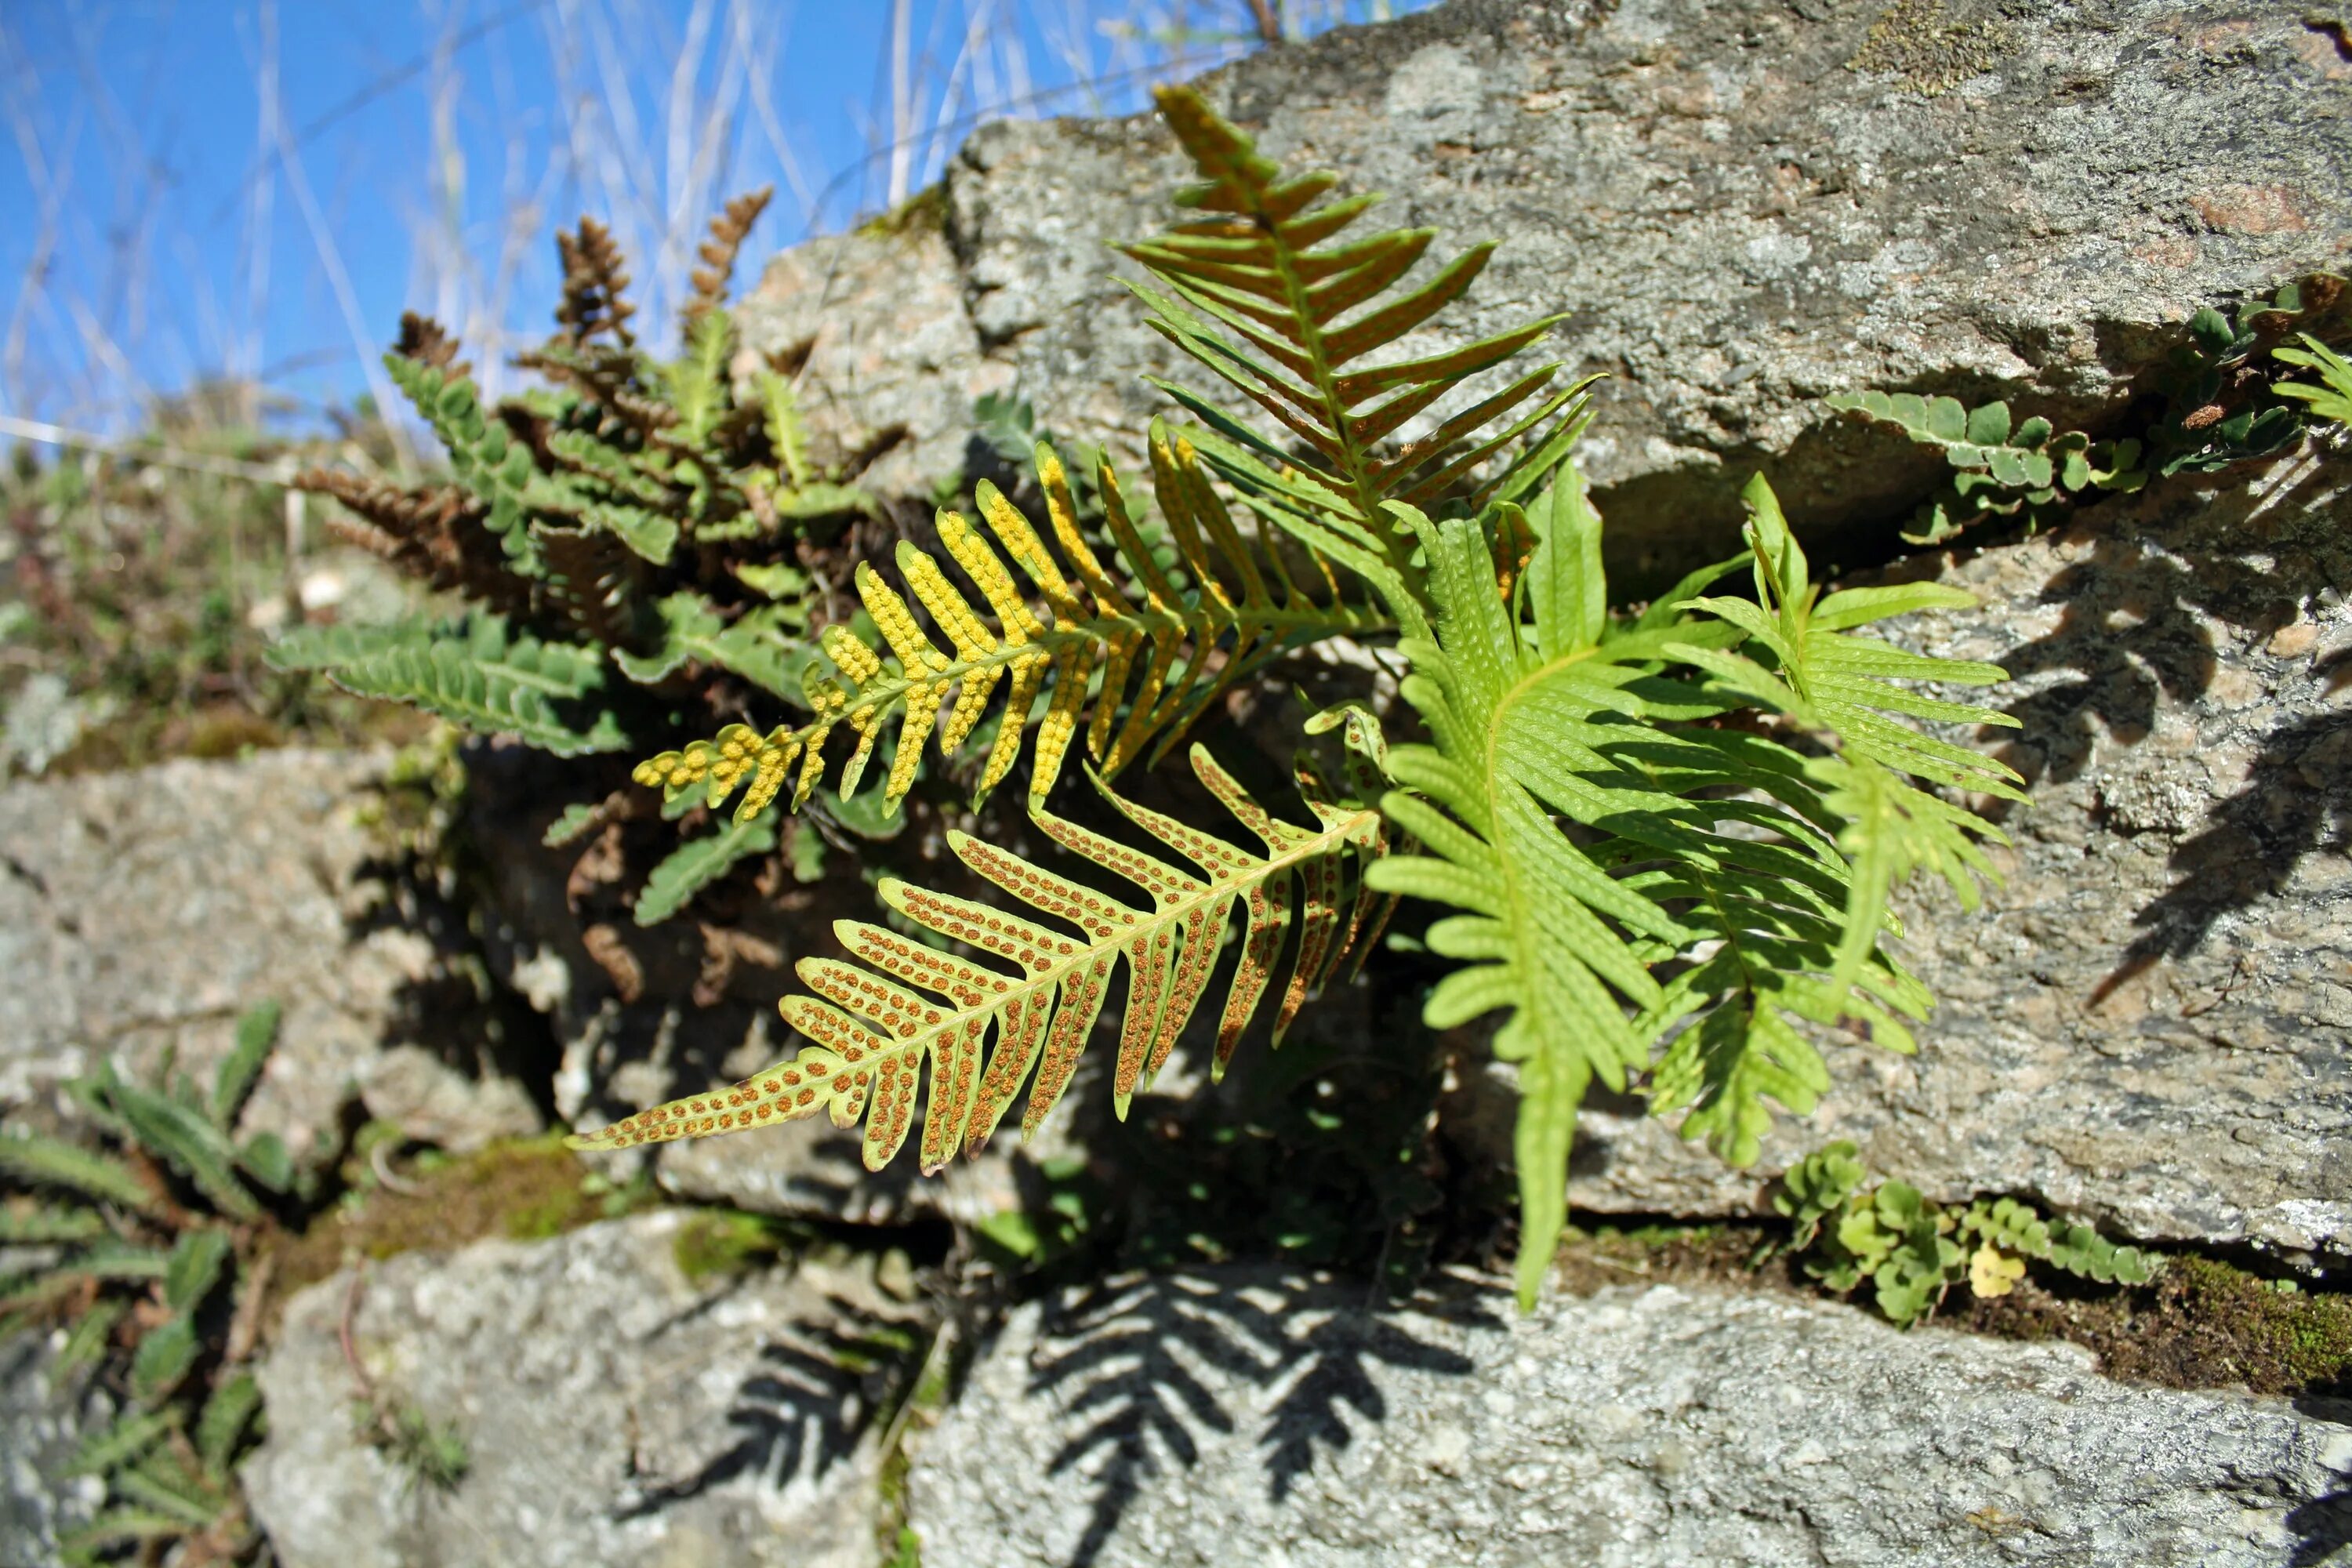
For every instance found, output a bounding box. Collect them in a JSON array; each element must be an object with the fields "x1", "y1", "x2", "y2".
[{"x1": 1848, "y1": 0, "x2": 2014, "y2": 96}]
